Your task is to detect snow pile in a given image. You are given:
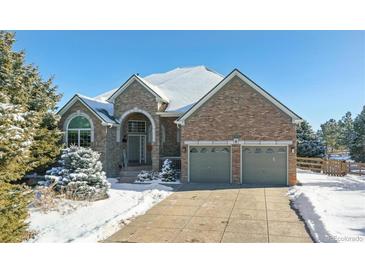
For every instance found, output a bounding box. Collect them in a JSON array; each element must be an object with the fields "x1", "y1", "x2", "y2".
[
  {"x1": 27, "y1": 179, "x2": 172, "y2": 242},
  {"x1": 289, "y1": 170, "x2": 365, "y2": 243}
]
